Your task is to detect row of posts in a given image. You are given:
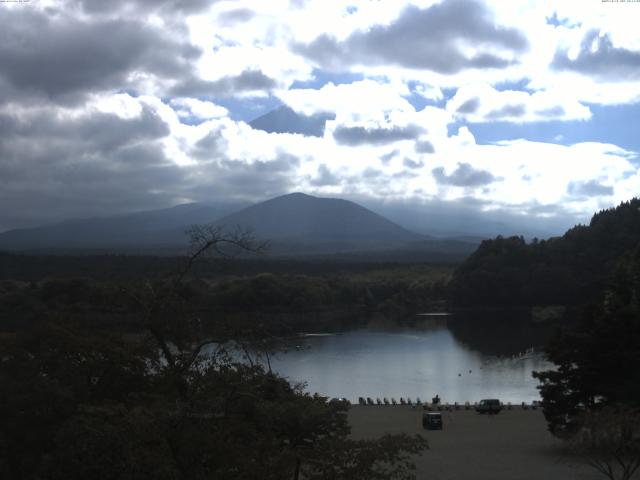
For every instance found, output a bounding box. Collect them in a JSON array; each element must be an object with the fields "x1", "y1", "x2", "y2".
[{"x1": 355, "y1": 397, "x2": 540, "y2": 410}]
